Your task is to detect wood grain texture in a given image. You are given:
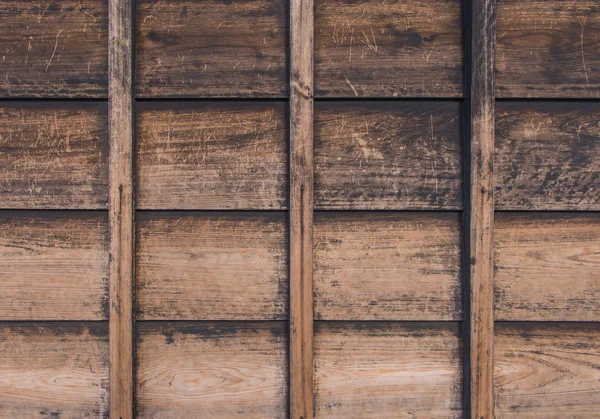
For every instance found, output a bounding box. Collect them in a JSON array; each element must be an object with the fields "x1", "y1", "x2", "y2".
[
  {"x1": 314, "y1": 212, "x2": 462, "y2": 320},
  {"x1": 136, "y1": 0, "x2": 288, "y2": 97},
  {"x1": 0, "y1": 102, "x2": 108, "y2": 209},
  {"x1": 495, "y1": 323, "x2": 600, "y2": 418},
  {"x1": 314, "y1": 102, "x2": 462, "y2": 210},
  {"x1": 0, "y1": 323, "x2": 109, "y2": 418},
  {"x1": 136, "y1": 322, "x2": 288, "y2": 418},
  {"x1": 136, "y1": 102, "x2": 287, "y2": 210},
  {"x1": 495, "y1": 102, "x2": 600, "y2": 210},
  {"x1": 495, "y1": 213, "x2": 600, "y2": 321},
  {"x1": 314, "y1": 322, "x2": 463, "y2": 418},
  {"x1": 496, "y1": 0, "x2": 600, "y2": 98},
  {"x1": 0, "y1": 0, "x2": 108, "y2": 98},
  {"x1": 314, "y1": 0, "x2": 464, "y2": 98},
  {"x1": 136, "y1": 212, "x2": 288, "y2": 320}
]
